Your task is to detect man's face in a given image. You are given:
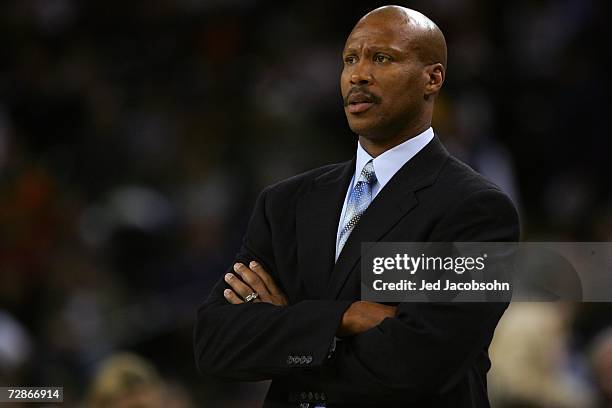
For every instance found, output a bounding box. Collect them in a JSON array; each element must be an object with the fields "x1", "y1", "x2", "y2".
[{"x1": 341, "y1": 16, "x2": 429, "y2": 141}]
